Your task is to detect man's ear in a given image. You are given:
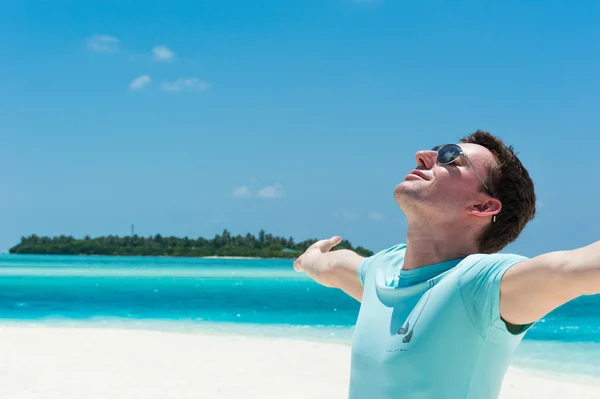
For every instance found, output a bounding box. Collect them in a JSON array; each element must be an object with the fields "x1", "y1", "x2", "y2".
[{"x1": 467, "y1": 198, "x2": 502, "y2": 219}]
